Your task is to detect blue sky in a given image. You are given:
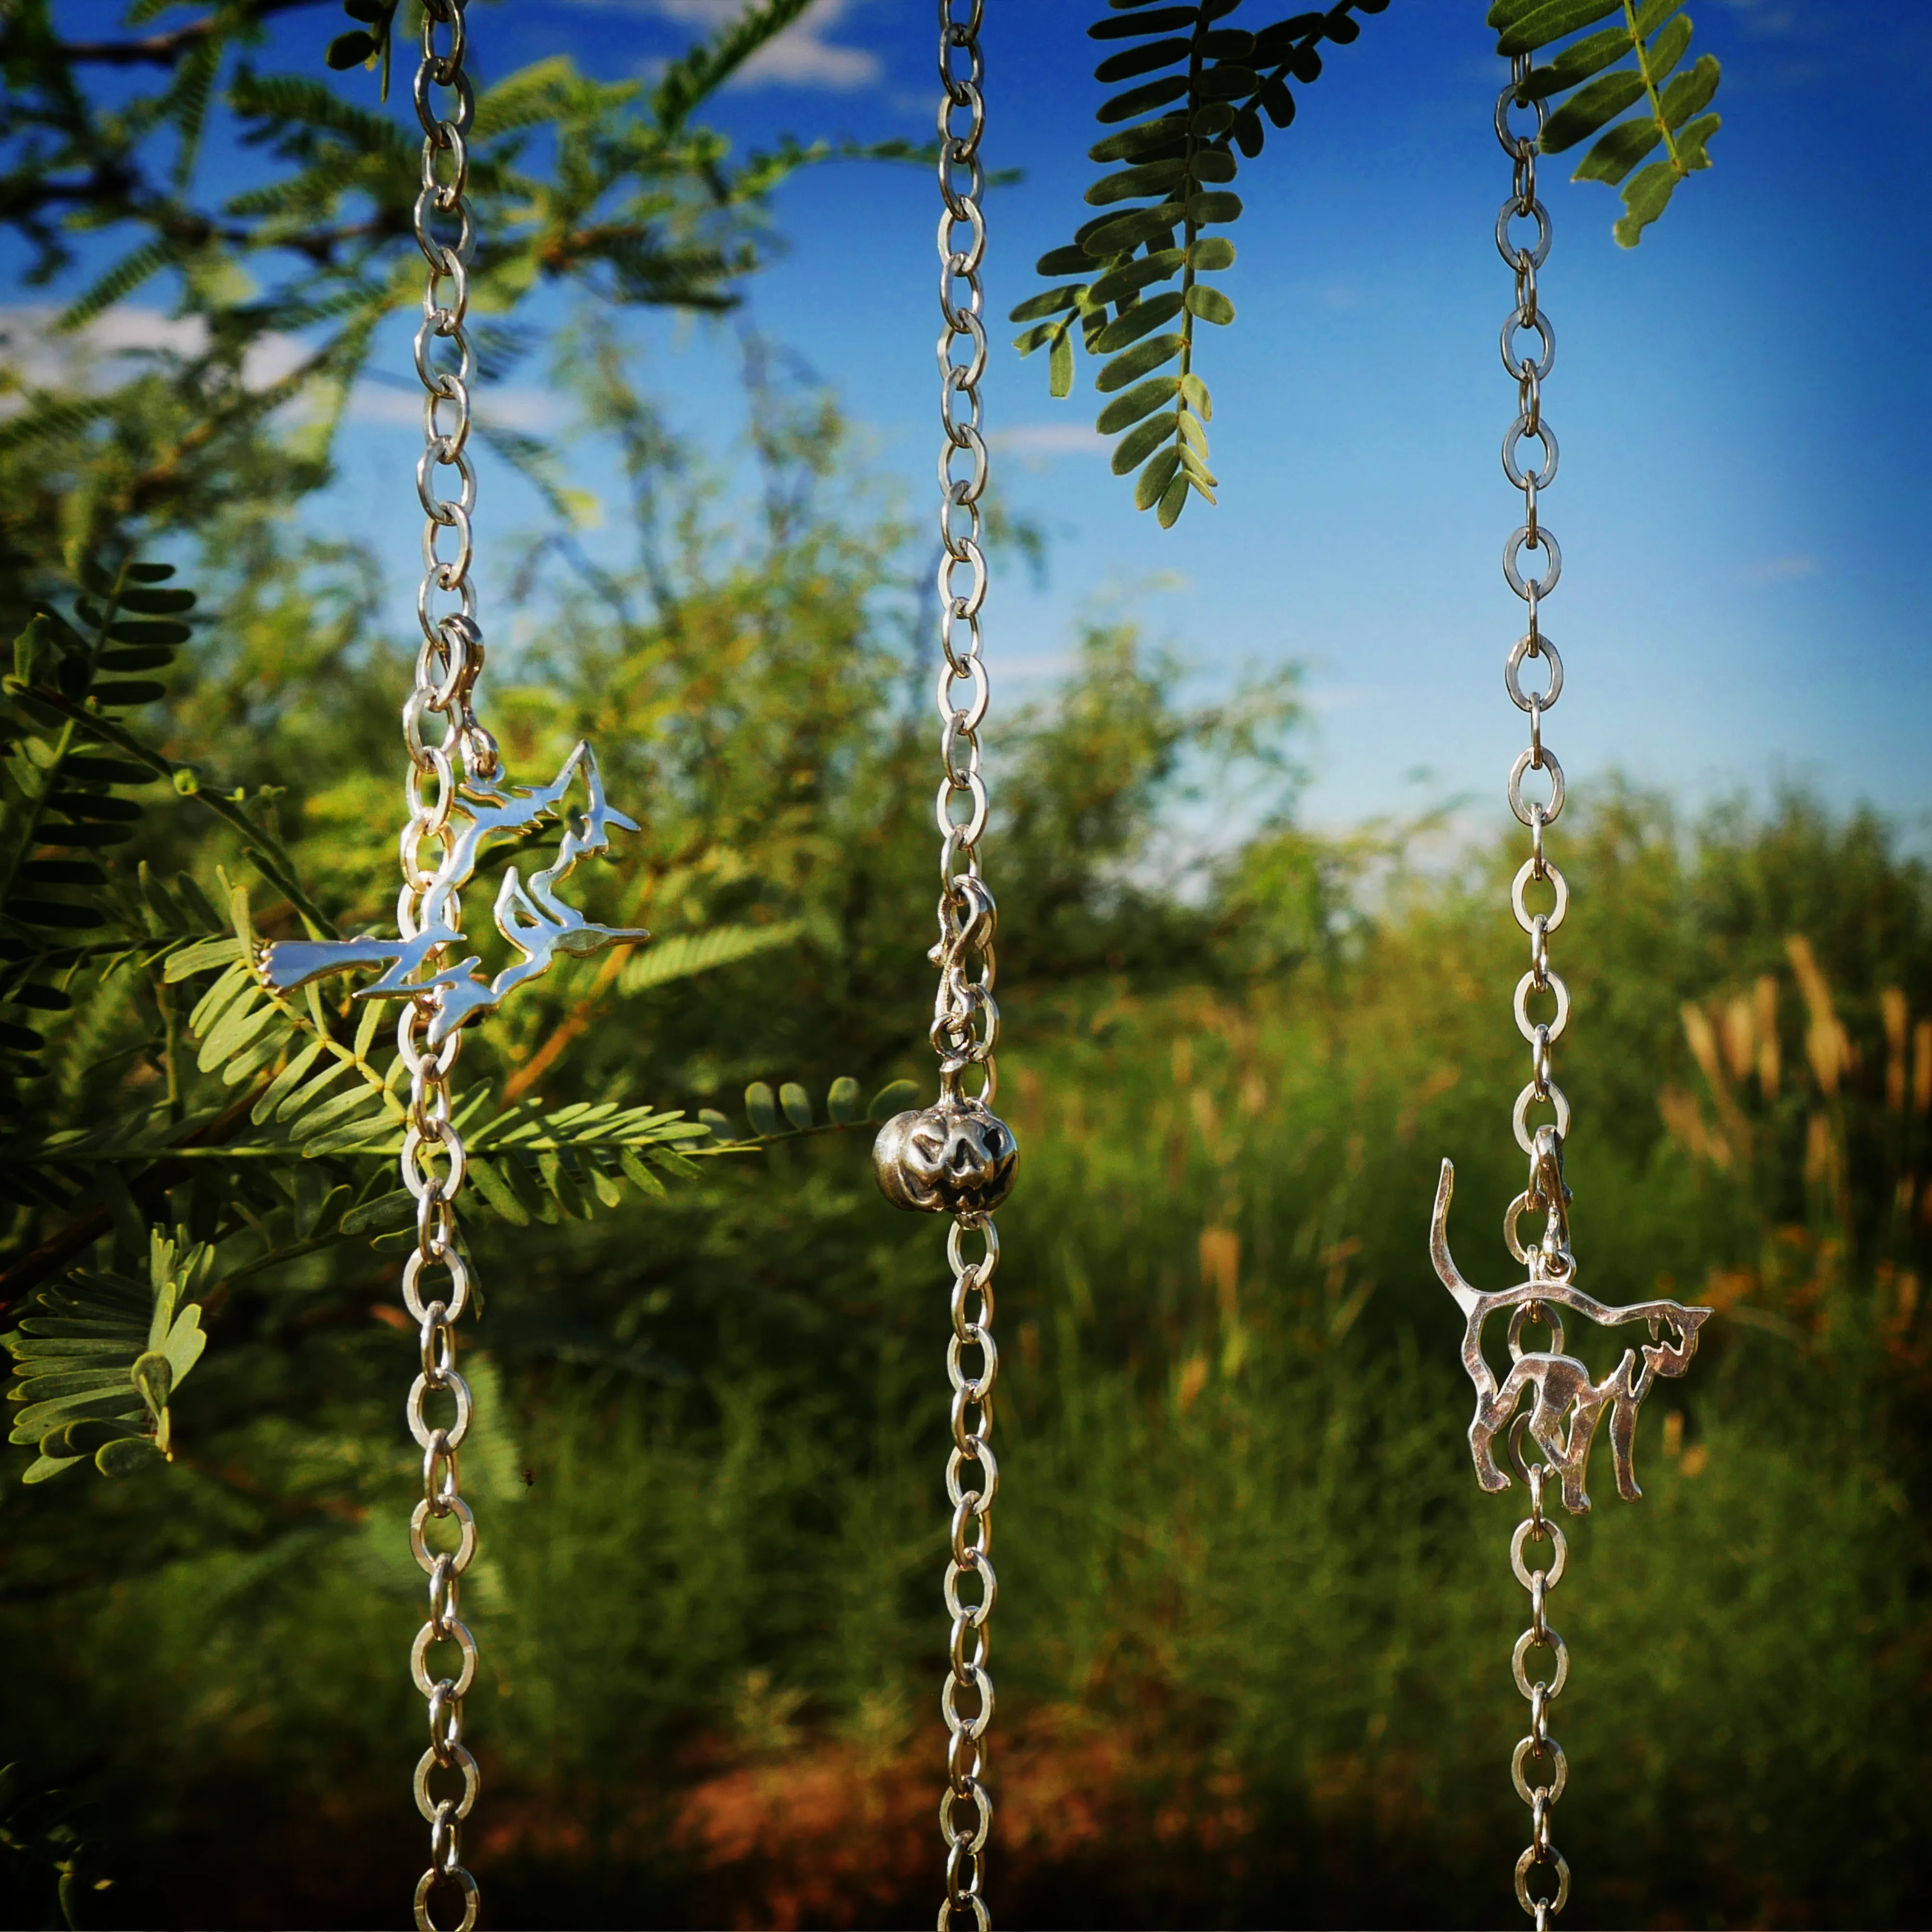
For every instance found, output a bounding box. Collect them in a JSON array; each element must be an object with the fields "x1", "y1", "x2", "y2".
[{"x1": 20, "y1": 0, "x2": 1932, "y2": 837}]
